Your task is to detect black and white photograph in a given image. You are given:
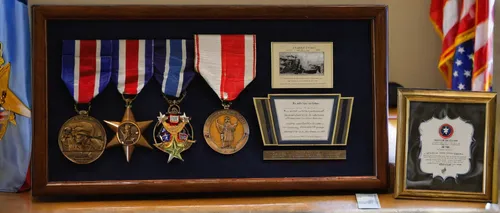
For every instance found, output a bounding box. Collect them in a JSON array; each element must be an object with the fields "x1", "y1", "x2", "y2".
[
  {"x1": 271, "y1": 42, "x2": 333, "y2": 89},
  {"x1": 279, "y1": 52, "x2": 324, "y2": 75}
]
